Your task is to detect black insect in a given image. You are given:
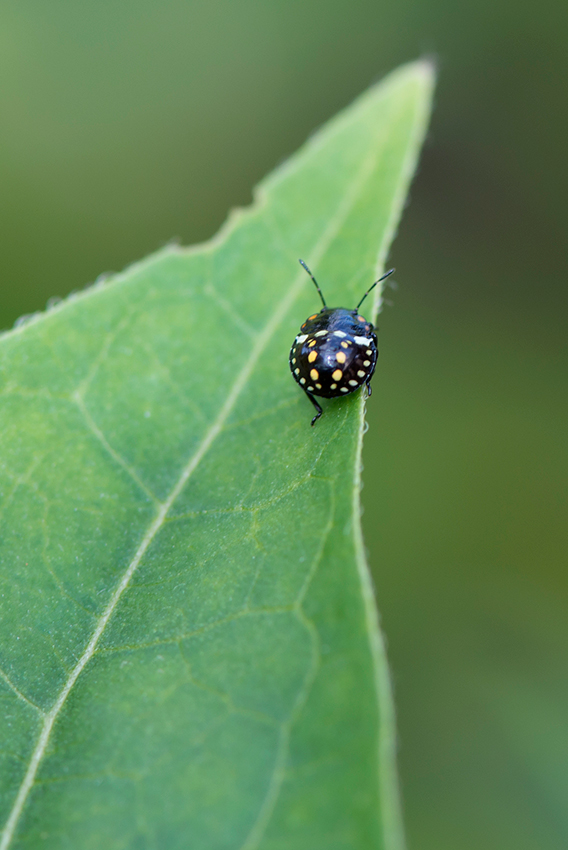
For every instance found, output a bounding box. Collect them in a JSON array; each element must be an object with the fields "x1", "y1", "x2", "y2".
[{"x1": 290, "y1": 259, "x2": 394, "y2": 425}]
